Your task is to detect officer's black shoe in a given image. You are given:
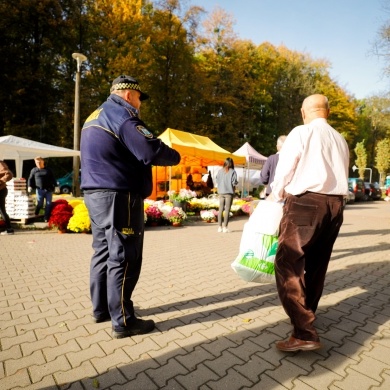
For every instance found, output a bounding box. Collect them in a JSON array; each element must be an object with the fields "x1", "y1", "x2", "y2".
[
  {"x1": 91, "y1": 314, "x2": 111, "y2": 323},
  {"x1": 112, "y1": 319, "x2": 155, "y2": 339}
]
